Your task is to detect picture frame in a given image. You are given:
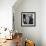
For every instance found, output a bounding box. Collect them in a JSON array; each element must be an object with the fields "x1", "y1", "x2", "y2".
[{"x1": 21, "y1": 12, "x2": 36, "y2": 27}]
